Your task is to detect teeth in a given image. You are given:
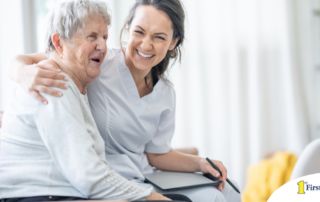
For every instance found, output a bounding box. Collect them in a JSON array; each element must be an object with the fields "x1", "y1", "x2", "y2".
[{"x1": 138, "y1": 50, "x2": 153, "y2": 58}]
